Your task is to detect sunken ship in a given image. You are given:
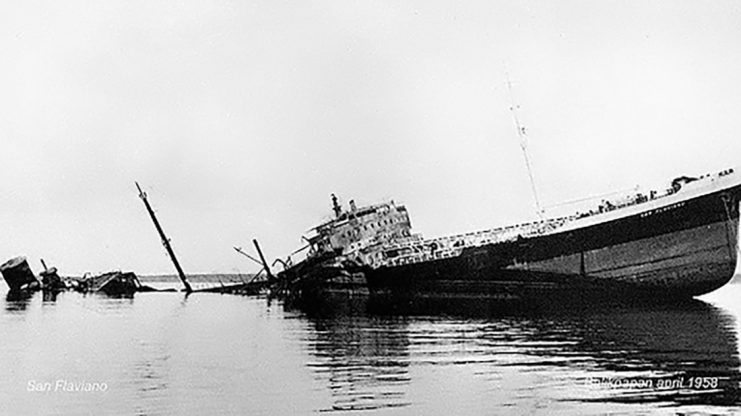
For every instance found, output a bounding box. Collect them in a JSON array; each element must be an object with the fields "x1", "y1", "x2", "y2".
[{"x1": 277, "y1": 168, "x2": 741, "y2": 302}]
